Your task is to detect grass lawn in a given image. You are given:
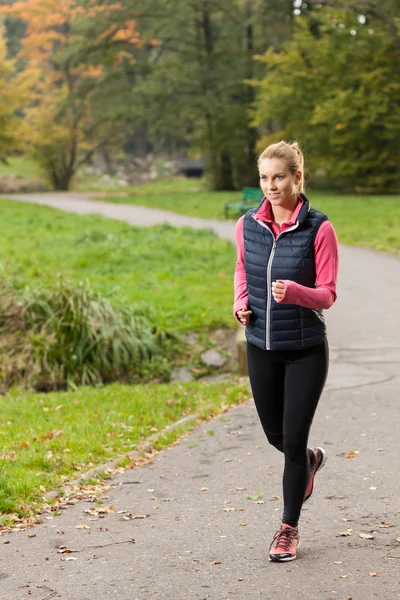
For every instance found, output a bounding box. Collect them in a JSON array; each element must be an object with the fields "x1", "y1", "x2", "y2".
[
  {"x1": 0, "y1": 156, "x2": 44, "y2": 181},
  {"x1": 103, "y1": 179, "x2": 400, "y2": 255},
  {"x1": 0, "y1": 199, "x2": 236, "y2": 332},
  {"x1": 0, "y1": 379, "x2": 249, "y2": 521}
]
